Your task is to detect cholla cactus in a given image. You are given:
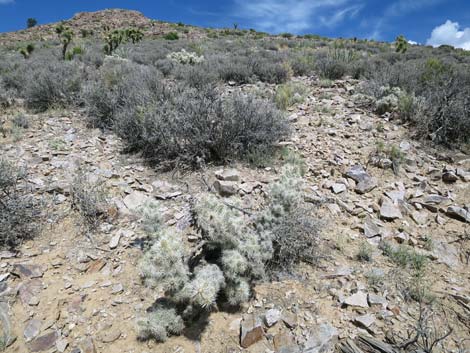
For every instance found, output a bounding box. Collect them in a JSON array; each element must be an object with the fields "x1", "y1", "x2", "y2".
[
  {"x1": 137, "y1": 303, "x2": 184, "y2": 342},
  {"x1": 167, "y1": 49, "x2": 204, "y2": 65},
  {"x1": 138, "y1": 166, "x2": 319, "y2": 342},
  {"x1": 178, "y1": 264, "x2": 225, "y2": 308},
  {"x1": 193, "y1": 194, "x2": 245, "y2": 249},
  {"x1": 139, "y1": 229, "x2": 189, "y2": 293},
  {"x1": 138, "y1": 200, "x2": 162, "y2": 235}
]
